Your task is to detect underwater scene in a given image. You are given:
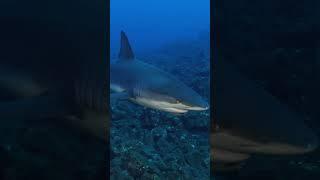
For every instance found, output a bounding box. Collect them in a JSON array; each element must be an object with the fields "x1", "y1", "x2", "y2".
[
  {"x1": 0, "y1": 0, "x2": 107, "y2": 179},
  {"x1": 110, "y1": 0, "x2": 210, "y2": 179},
  {"x1": 1, "y1": 0, "x2": 319, "y2": 179},
  {"x1": 213, "y1": 0, "x2": 320, "y2": 179}
]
